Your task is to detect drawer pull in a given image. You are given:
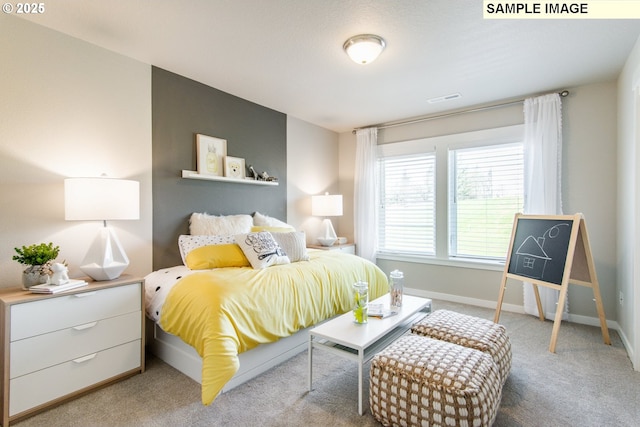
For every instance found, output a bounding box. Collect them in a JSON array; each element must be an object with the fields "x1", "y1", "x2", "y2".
[
  {"x1": 73, "y1": 291, "x2": 98, "y2": 298},
  {"x1": 72, "y1": 353, "x2": 97, "y2": 364},
  {"x1": 73, "y1": 321, "x2": 98, "y2": 331}
]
